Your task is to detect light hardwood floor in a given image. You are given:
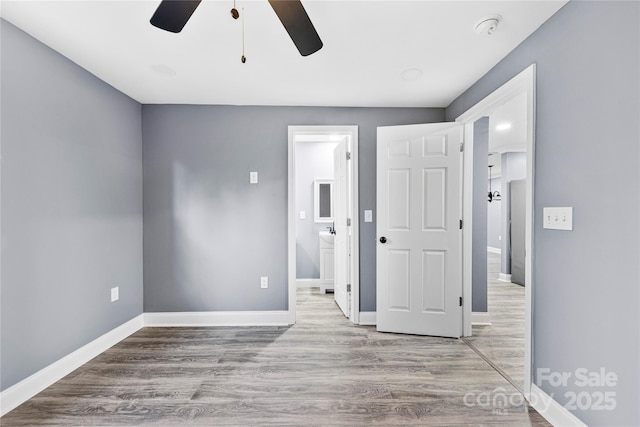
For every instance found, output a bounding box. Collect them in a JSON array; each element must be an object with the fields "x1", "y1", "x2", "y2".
[
  {"x1": 465, "y1": 251, "x2": 526, "y2": 391},
  {"x1": 2, "y1": 287, "x2": 546, "y2": 426}
]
